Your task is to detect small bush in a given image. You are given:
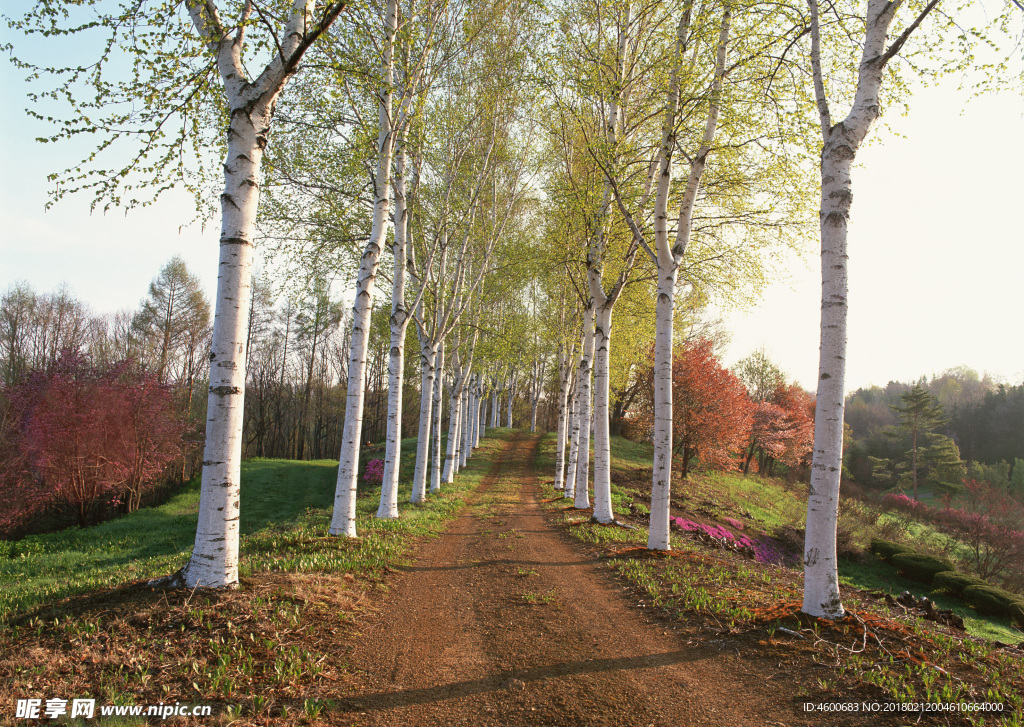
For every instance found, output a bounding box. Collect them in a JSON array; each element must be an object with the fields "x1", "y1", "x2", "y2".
[
  {"x1": 1008, "y1": 601, "x2": 1024, "y2": 628},
  {"x1": 933, "y1": 570, "x2": 988, "y2": 597},
  {"x1": 870, "y1": 538, "x2": 911, "y2": 561},
  {"x1": 962, "y1": 585, "x2": 1019, "y2": 617},
  {"x1": 890, "y1": 552, "x2": 954, "y2": 584}
]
